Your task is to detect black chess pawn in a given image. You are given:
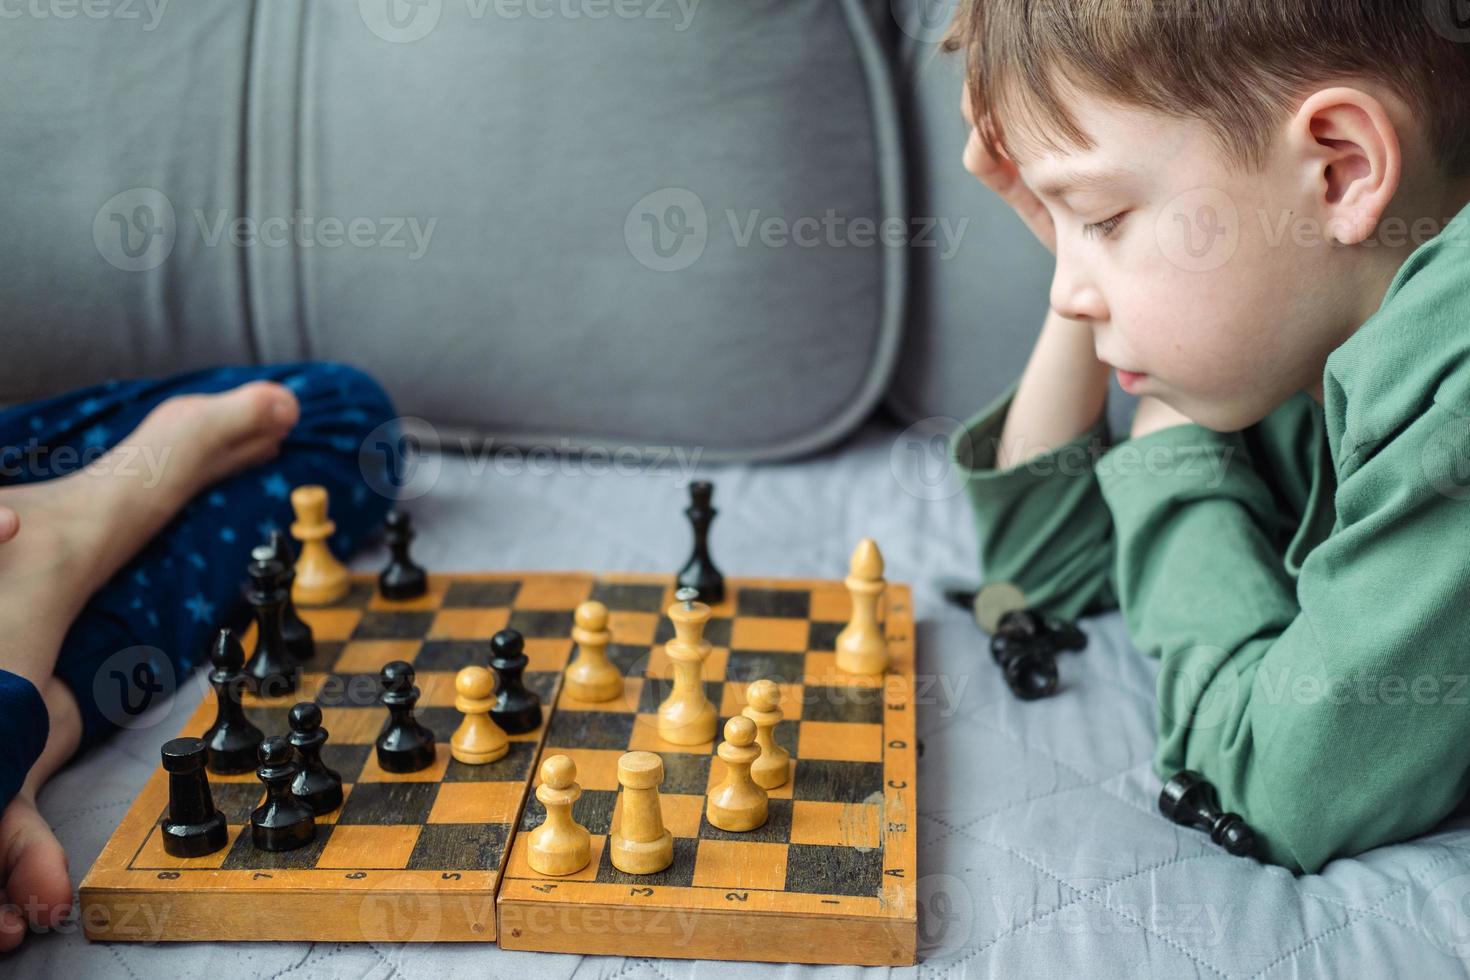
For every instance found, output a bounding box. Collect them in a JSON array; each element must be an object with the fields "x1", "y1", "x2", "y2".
[
  {"x1": 379, "y1": 510, "x2": 428, "y2": 600},
  {"x1": 202, "y1": 629, "x2": 265, "y2": 774},
  {"x1": 288, "y1": 702, "x2": 343, "y2": 814},
  {"x1": 489, "y1": 628, "x2": 542, "y2": 735},
  {"x1": 1159, "y1": 770, "x2": 1257, "y2": 857},
  {"x1": 376, "y1": 660, "x2": 437, "y2": 773},
  {"x1": 160, "y1": 737, "x2": 229, "y2": 858},
  {"x1": 676, "y1": 480, "x2": 724, "y2": 605},
  {"x1": 990, "y1": 623, "x2": 1059, "y2": 701},
  {"x1": 243, "y1": 556, "x2": 301, "y2": 698},
  {"x1": 997, "y1": 607, "x2": 1088, "y2": 657},
  {"x1": 251, "y1": 735, "x2": 317, "y2": 852},
  {"x1": 261, "y1": 531, "x2": 315, "y2": 663}
]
